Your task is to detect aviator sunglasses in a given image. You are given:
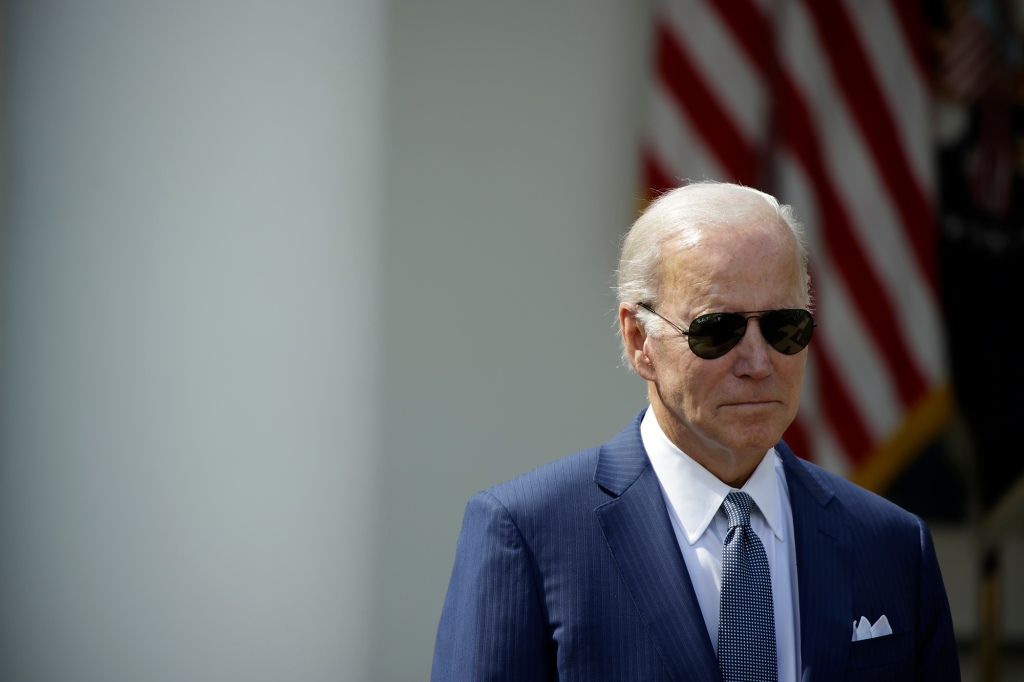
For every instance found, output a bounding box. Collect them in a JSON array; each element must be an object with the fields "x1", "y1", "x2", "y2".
[{"x1": 636, "y1": 302, "x2": 816, "y2": 360}]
